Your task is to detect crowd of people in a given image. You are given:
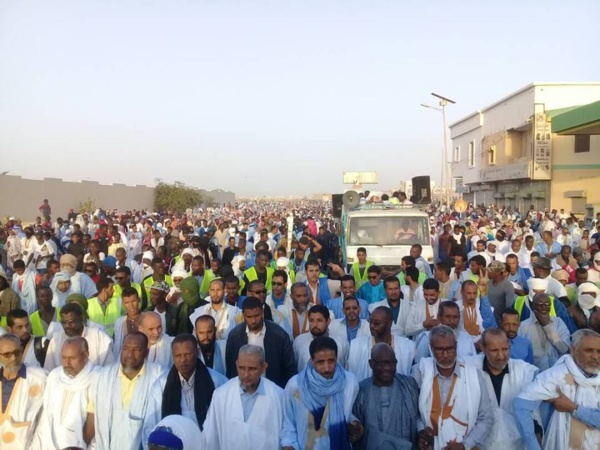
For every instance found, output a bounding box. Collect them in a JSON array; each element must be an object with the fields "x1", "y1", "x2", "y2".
[{"x1": 0, "y1": 198, "x2": 600, "y2": 449}]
